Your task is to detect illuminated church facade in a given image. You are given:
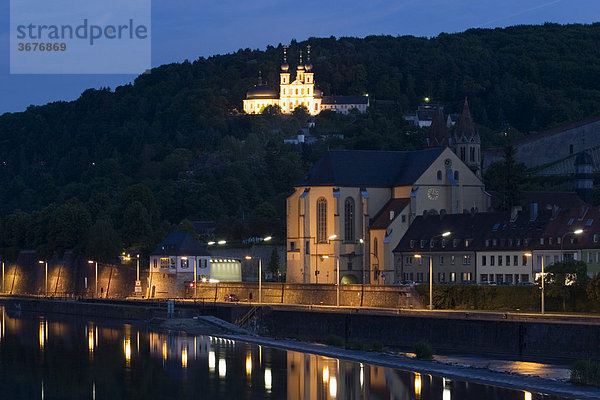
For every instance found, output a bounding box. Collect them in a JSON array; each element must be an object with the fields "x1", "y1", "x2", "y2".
[{"x1": 243, "y1": 46, "x2": 369, "y2": 116}]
